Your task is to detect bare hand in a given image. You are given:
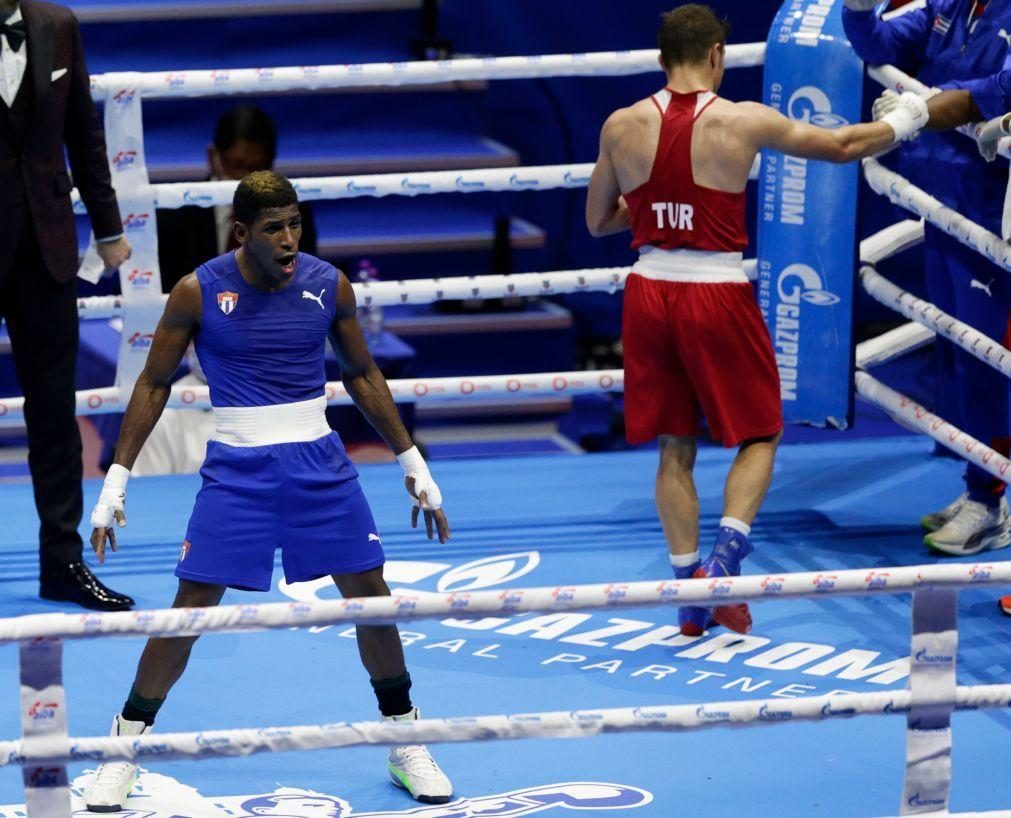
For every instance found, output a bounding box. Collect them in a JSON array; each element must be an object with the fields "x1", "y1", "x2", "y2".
[
  {"x1": 96, "y1": 236, "x2": 133, "y2": 276},
  {"x1": 89, "y1": 509, "x2": 125, "y2": 565},
  {"x1": 406, "y1": 476, "x2": 451, "y2": 543}
]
